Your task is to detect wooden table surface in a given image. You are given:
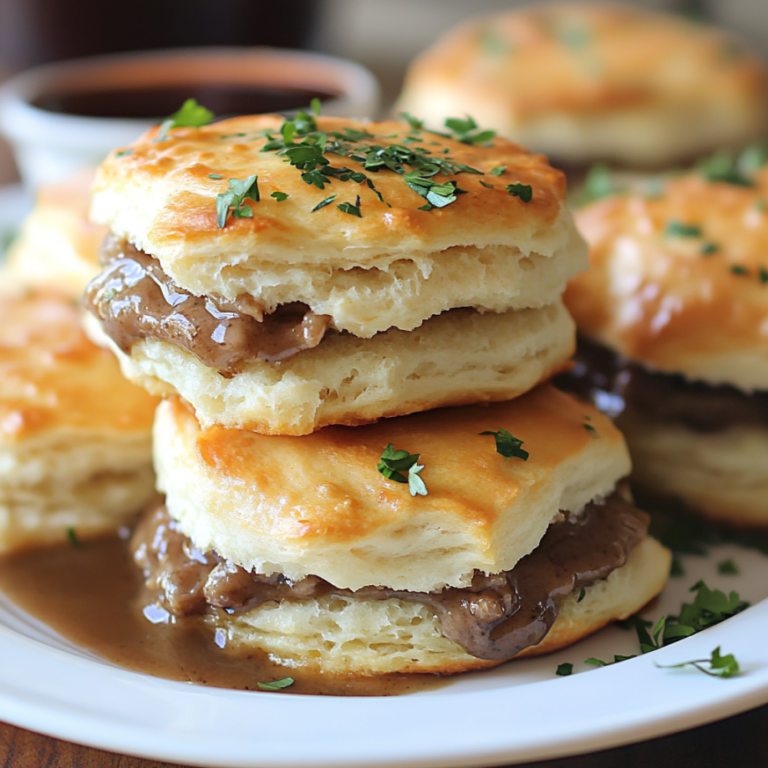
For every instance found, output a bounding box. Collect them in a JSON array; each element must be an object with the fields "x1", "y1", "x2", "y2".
[{"x1": 0, "y1": 701, "x2": 766, "y2": 767}]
